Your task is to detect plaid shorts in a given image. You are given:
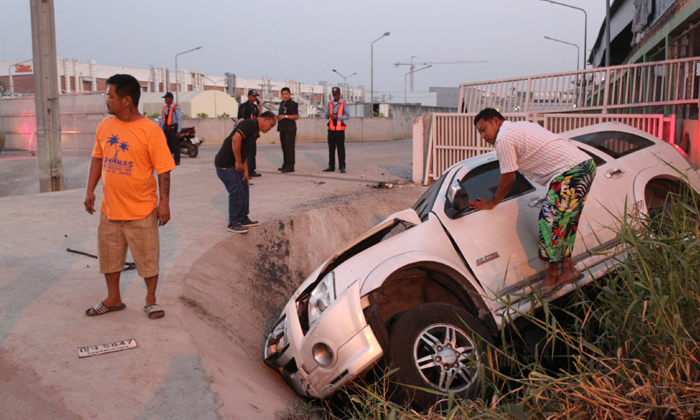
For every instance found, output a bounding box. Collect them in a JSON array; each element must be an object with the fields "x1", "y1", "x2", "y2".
[{"x1": 97, "y1": 211, "x2": 160, "y2": 278}]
